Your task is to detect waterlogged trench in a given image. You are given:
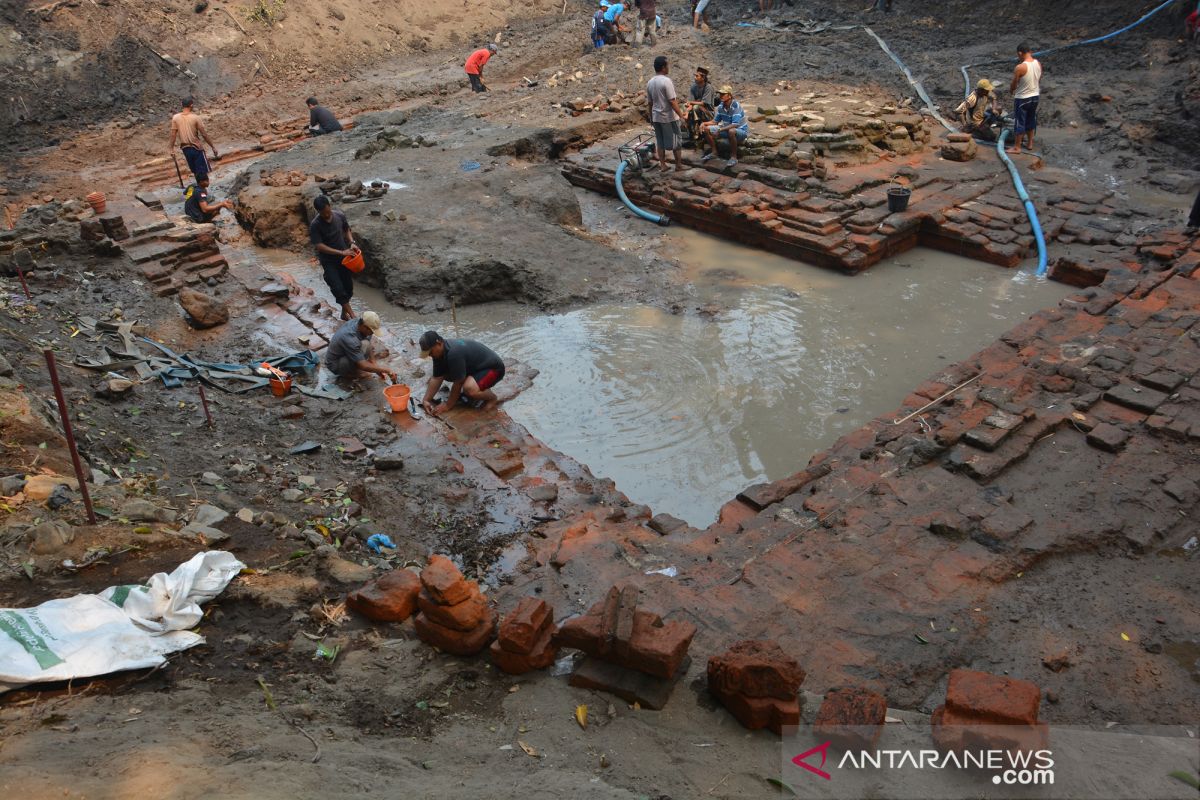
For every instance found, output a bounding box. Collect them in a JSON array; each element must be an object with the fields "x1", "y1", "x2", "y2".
[{"x1": 345, "y1": 229, "x2": 1070, "y2": 526}]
